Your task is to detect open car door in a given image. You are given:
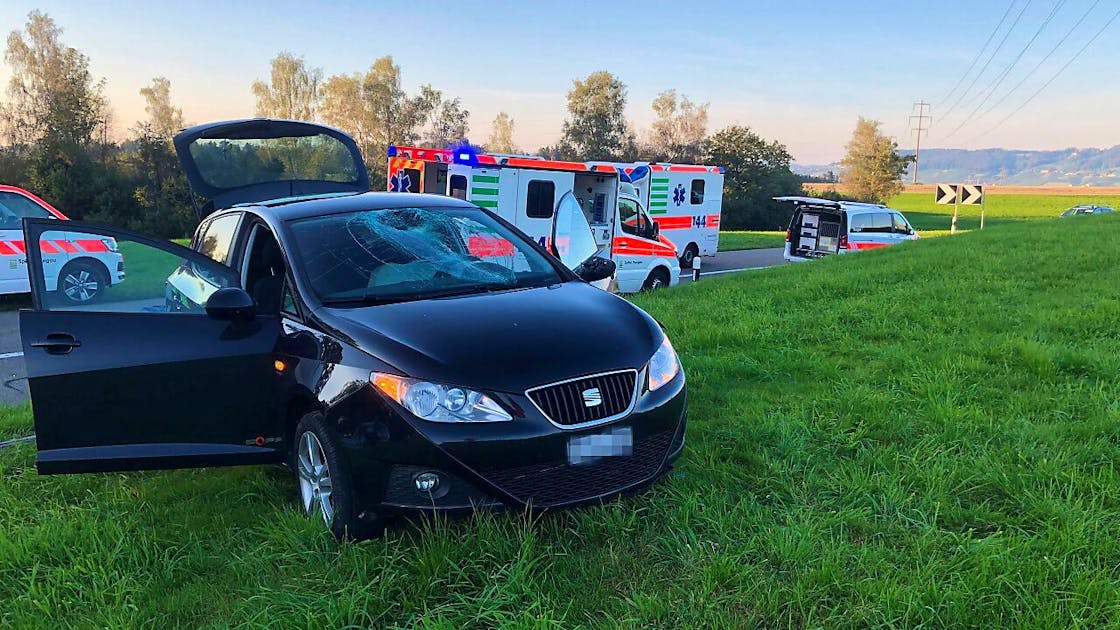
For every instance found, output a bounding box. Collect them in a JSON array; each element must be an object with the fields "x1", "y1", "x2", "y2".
[
  {"x1": 20, "y1": 218, "x2": 285, "y2": 474},
  {"x1": 551, "y1": 191, "x2": 614, "y2": 289},
  {"x1": 173, "y1": 118, "x2": 370, "y2": 209}
]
